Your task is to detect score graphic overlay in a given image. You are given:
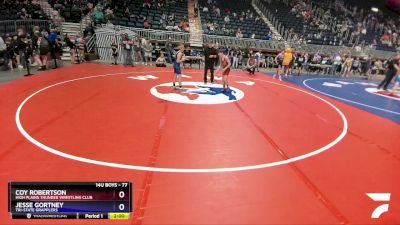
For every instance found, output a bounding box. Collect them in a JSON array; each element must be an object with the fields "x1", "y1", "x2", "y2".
[{"x1": 8, "y1": 182, "x2": 132, "y2": 220}]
